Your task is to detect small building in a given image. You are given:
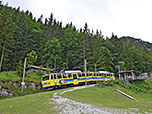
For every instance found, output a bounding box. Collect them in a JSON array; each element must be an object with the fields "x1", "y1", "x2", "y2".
[
  {"x1": 26, "y1": 65, "x2": 53, "y2": 72},
  {"x1": 118, "y1": 70, "x2": 136, "y2": 80}
]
